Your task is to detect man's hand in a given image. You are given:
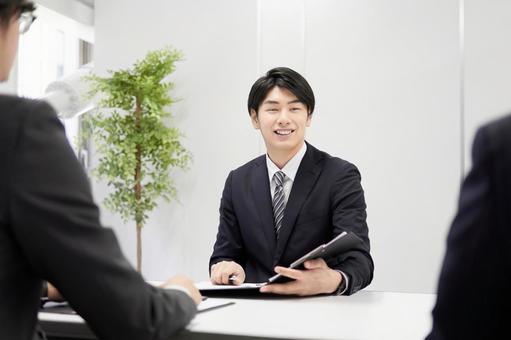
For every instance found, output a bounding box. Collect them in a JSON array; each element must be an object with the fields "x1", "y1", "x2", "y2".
[
  {"x1": 210, "y1": 261, "x2": 246, "y2": 285},
  {"x1": 260, "y1": 258, "x2": 342, "y2": 296},
  {"x1": 163, "y1": 276, "x2": 202, "y2": 305},
  {"x1": 47, "y1": 282, "x2": 64, "y2": 301}
]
